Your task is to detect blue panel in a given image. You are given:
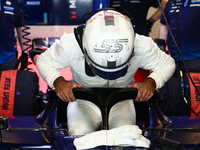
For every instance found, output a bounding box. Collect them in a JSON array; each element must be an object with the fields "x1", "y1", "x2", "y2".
[
  {"x1": 51, "y1": 0, "x2": 93, "y2": 25},
  {"x1": 19, "y1": 0, "x2": 44, "y2": 24},
  {"x1": 93, "y1": 0, "x2": 110, "y2": 12}
]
